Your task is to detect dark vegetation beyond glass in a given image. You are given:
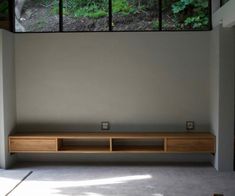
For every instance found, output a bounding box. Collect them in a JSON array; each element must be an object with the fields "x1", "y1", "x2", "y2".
[
  {"x1": 112, "y1": 0, "x2": 159, "y2": 31},
  {"x1": 0, "y1": 0, "x2": 8, "y2": 19},
  {"x1": 63, "y1": 0, "x2": 109, "y2": 31},
  {"x1": 14, "y1": 0, "x2": 210, "y2": 32},
  {"x1": 15, "y1": 0, "x2": 59, "y2": 32},
  {"x1": 0, "y1": 0, "x2": 9, "y2": 30},
  {"x1": 162, "y1": 0, "x2": 209, "y2": 30}
]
